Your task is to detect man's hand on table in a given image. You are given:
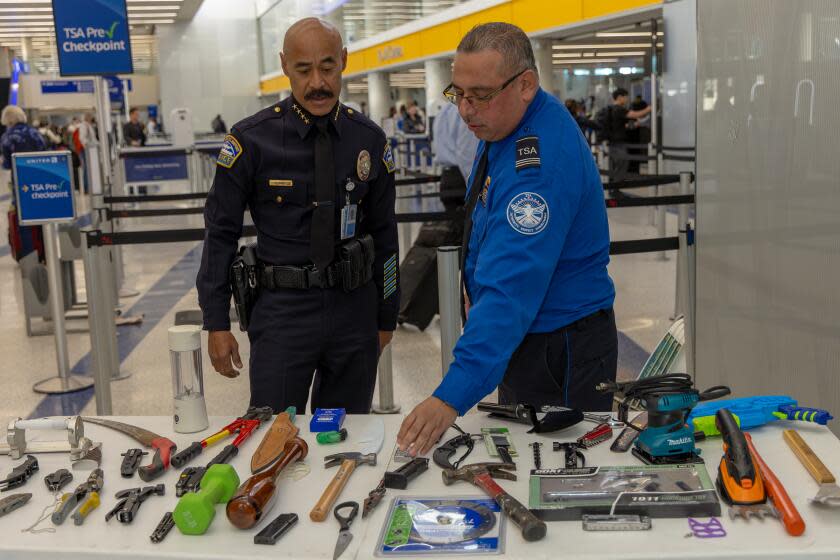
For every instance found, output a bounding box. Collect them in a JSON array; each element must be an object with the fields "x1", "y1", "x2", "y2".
[
  {"x1": 208, "y1": 330, "x2": 242, "y2": 378},
  {"x1": 397, "y1": 396, "x2": 457, "y2": 456}
]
